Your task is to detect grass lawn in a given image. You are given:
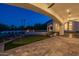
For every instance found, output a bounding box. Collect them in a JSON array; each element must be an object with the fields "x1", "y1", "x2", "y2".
[{"x1": 5, "y1": 35, "x2": 49, "y2": 50}]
